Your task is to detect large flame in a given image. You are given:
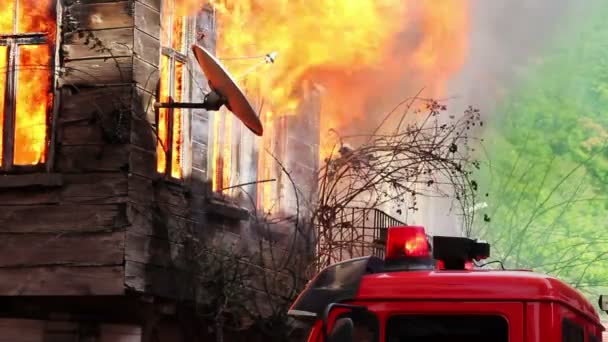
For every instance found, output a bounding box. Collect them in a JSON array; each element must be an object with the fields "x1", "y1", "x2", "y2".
[
  {"x1": 200, "y1": 0, "x2": 470, "y2": 206},
  {"x1": 209, "y1": 0, "x2": 469, "y2": 138},
  {"x1": 0, "y1": 0, "x2": 55, "y2": 167},
  {"x1": 174, "y1": 1, "x2": 469, "y2": 205}
]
